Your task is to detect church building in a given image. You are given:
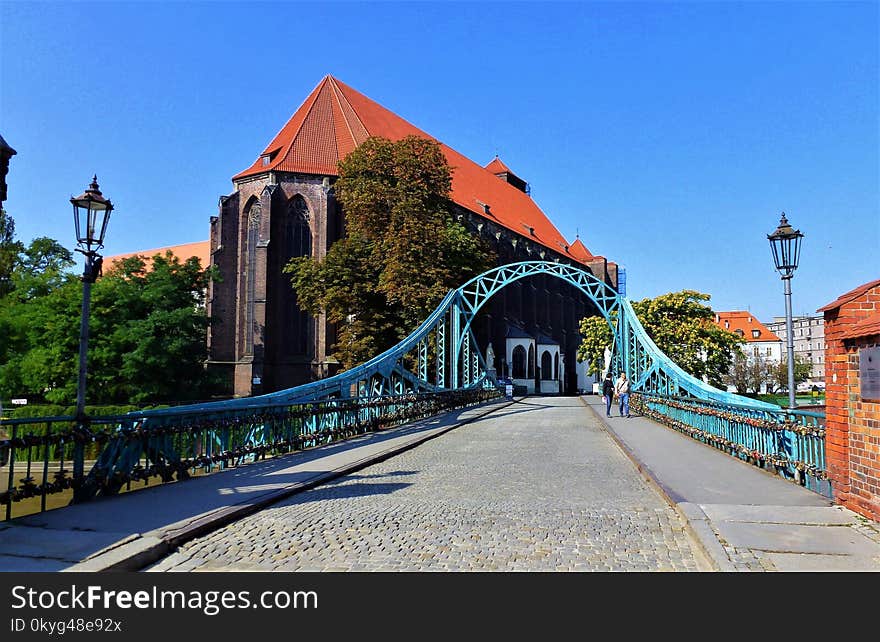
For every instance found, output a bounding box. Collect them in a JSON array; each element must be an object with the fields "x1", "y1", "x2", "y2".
[{"x1": 206, "y1": 75, "x2": 618, "y2": 397}]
